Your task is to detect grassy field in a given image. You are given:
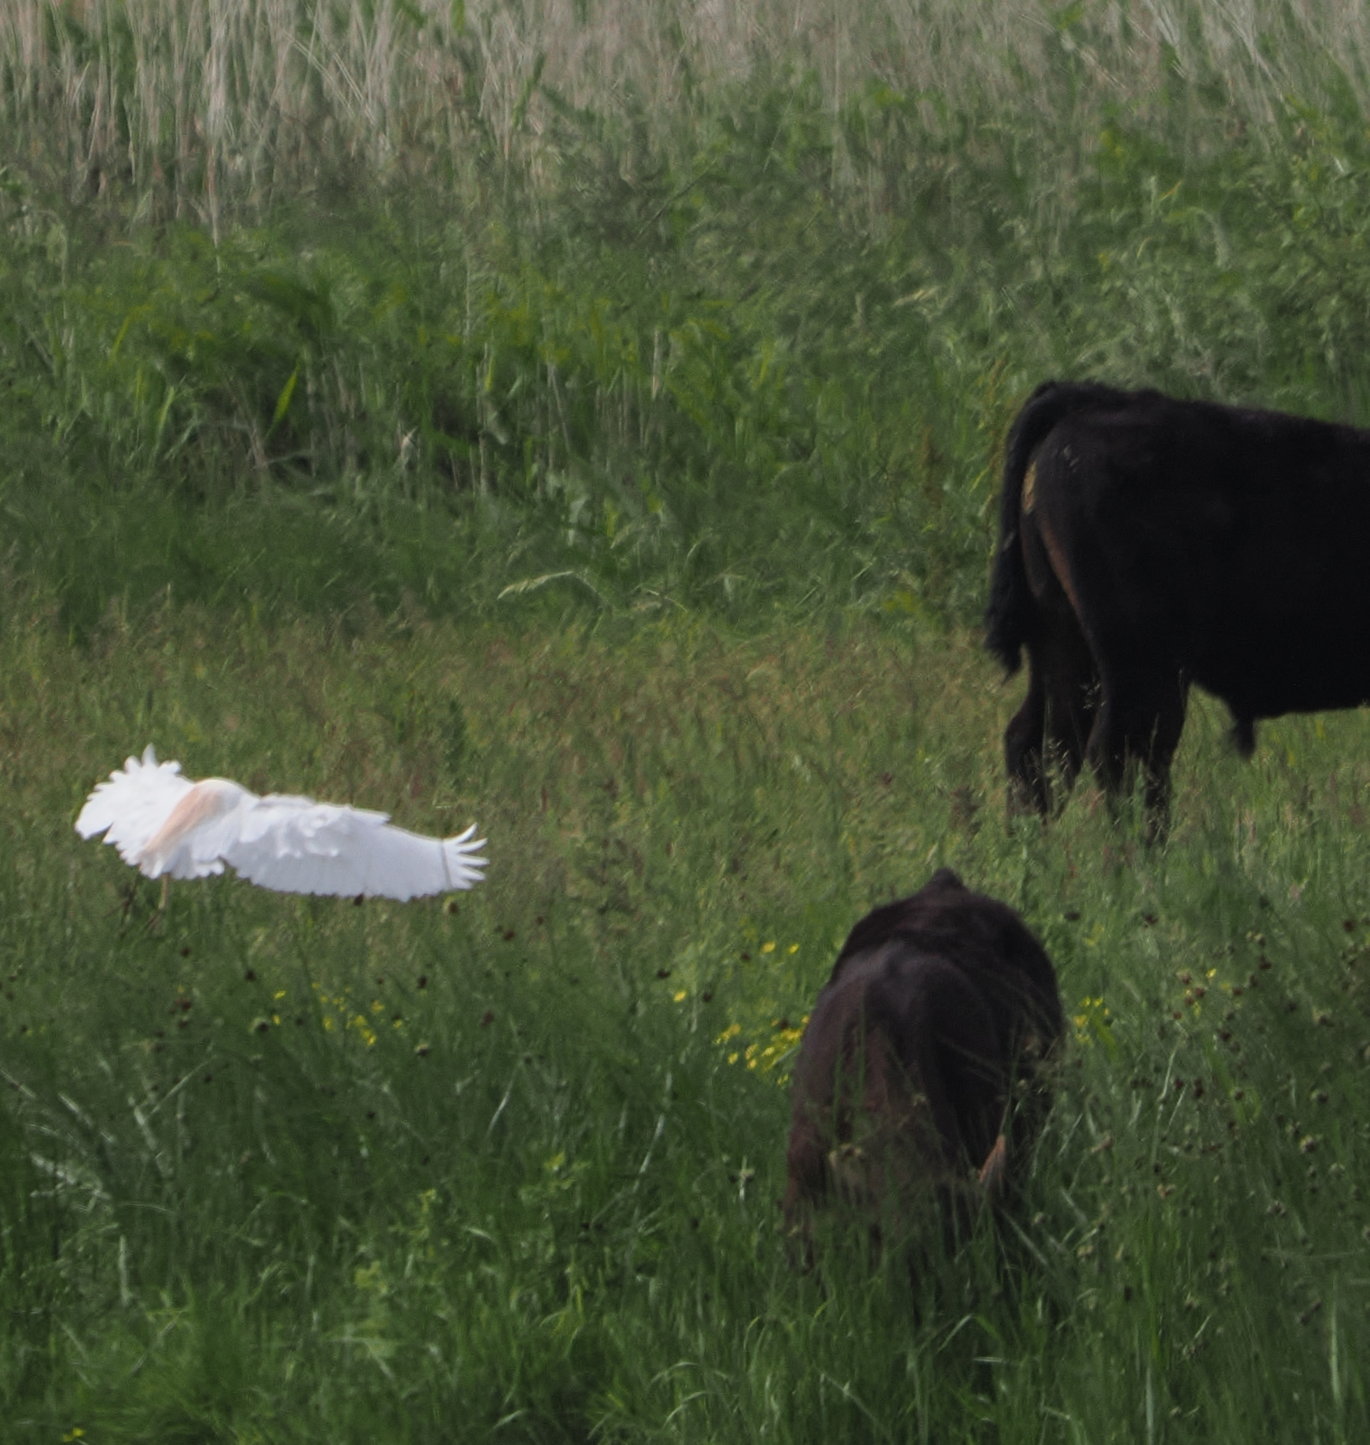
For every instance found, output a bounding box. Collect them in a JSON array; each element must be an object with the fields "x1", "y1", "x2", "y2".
[
  {"x1": 6, "y1": 0, "x2": 1370, "y2": 1439},
  {"x1": 9, "y1": 604, "x2": 1370, "y2": 1441}
]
